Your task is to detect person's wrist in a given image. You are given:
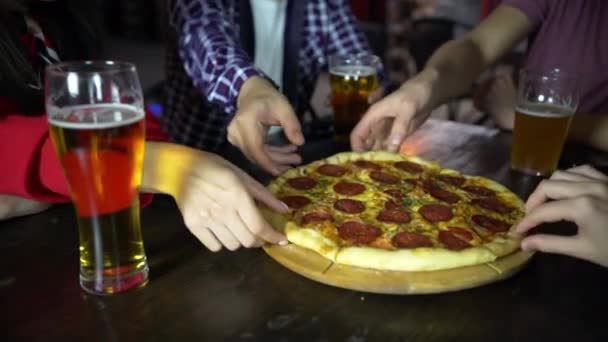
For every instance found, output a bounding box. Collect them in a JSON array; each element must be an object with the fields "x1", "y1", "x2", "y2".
[
  {"x1": 141, "y1": 142, "x2": 203, "y2": 197},
  {"x1": 236, "y1": 76, "x2": 277, "y2": 109},
  {"x1": 399, "y1": 72, "x2": 434, "y2": 113}
]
